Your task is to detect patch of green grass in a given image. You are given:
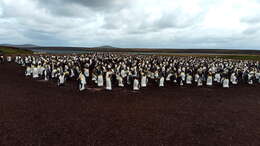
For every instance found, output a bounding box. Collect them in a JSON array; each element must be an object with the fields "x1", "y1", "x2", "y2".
[{"x1": 0, "y1": 46, "x2": 32, "y2": 55}]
